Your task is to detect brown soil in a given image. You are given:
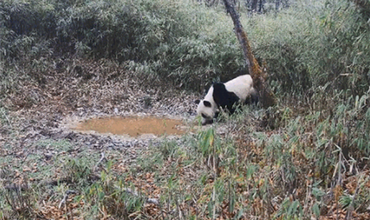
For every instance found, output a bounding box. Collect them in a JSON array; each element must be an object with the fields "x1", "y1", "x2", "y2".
[
  {"x1": 73, "y1": 116, "x2": 186, "y2": 137},
  {"x1": 1, "y1": 58, "x2": 200, "y2": 156}
]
